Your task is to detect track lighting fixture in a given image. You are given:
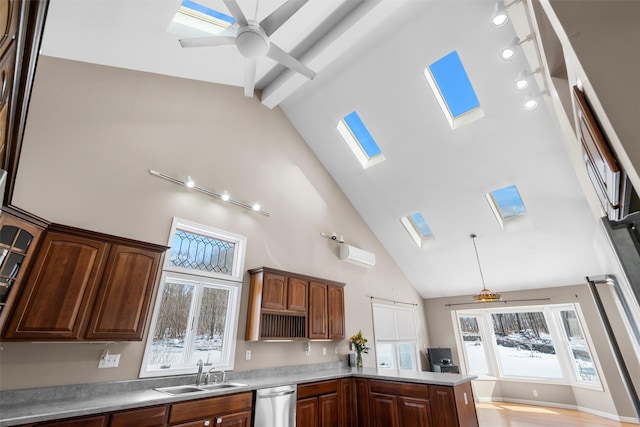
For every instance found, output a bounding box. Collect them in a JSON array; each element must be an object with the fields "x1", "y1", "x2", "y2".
[
  {"x1": 148, "y1": 170, "x2": 270, "y2": 216},
  {"x1": 523, "y1": 90, "x2": 548, "y2": 111},
  {"x1": 514, "y1": 67, "x2": 542, "y2": 90},
  {"x1": 490, "y1": 0, "x2": 525, "y2": 29},
  {"x1": 499, "y1": 34, "x2": 534, "y2": 61}
]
